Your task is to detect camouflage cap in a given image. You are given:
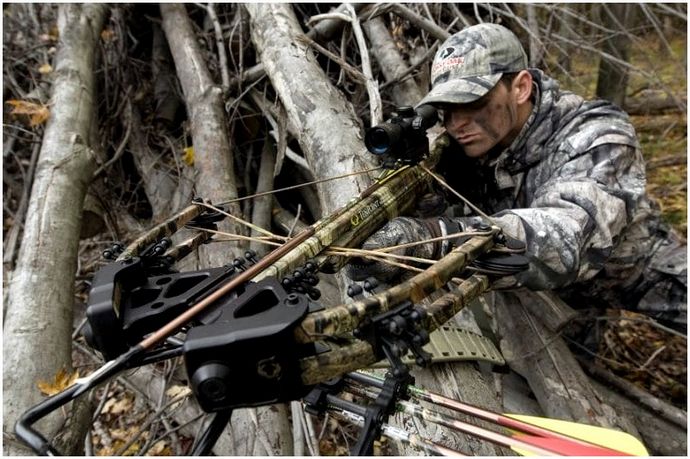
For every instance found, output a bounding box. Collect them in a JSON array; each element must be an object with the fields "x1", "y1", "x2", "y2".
[{"x1": 418, "y1": 23, "x2": 528, "y2": 106}]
